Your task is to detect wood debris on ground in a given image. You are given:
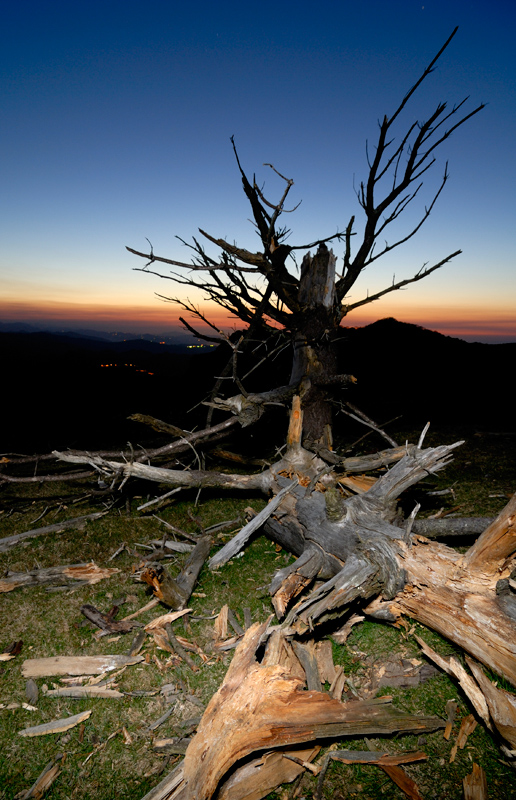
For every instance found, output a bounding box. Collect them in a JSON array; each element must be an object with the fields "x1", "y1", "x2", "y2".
[
  {"x1": 18, "y1": 709, "x2": 92, "y2": 737},
  {"x1": 0, "y1": 562, "x2": 119, "y2": 593},
  {"x1": 18, "y1": 753, "x2": 65, "y2": 799},
  {"x1": 22, "y1": 654, "x2": 144, "y2": 678},
  {"x1": 141, "y1": 622, "x2": 444, "y2": 800}
]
